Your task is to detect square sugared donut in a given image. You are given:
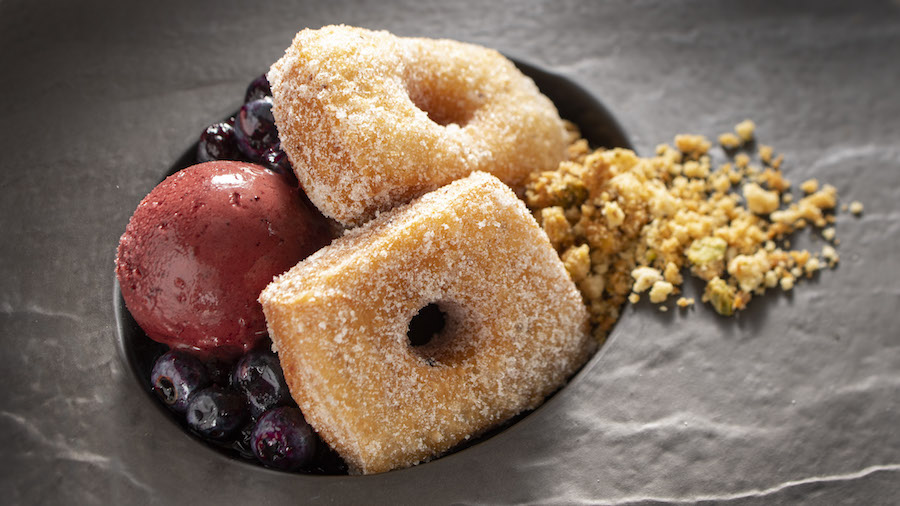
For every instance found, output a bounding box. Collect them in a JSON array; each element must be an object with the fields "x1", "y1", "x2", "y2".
[{"x1": 259, "y1": 172, "x2": 594, "y2": 474}]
